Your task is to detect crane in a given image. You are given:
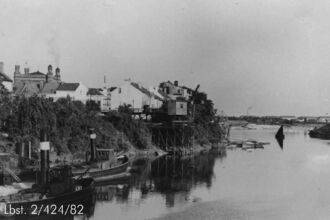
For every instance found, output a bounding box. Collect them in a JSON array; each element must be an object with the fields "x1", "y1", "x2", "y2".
[{"x1": 188, "y1": 84, "x2": 200, "y2": 121}]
